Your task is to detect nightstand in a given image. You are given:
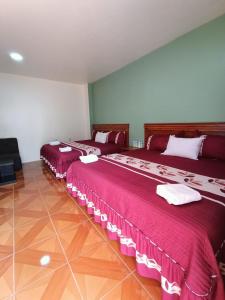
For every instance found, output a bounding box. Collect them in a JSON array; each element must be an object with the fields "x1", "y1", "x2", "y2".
[{"x1": 121, "y1": 146, "x2": 140, "y2": 151}]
